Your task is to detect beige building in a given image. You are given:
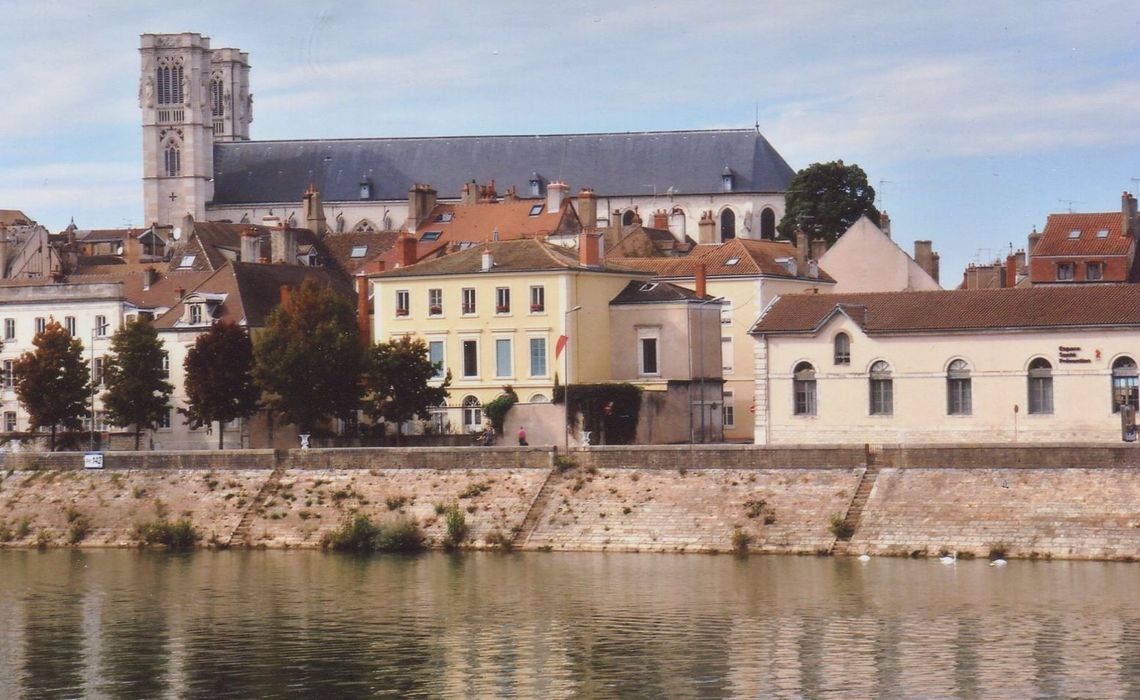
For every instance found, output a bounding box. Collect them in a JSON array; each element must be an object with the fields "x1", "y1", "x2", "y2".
[
  {"x1": 751, "y1": 285, "x2": 1140, "y2": 444},
  {"x1": 818, "y1": 215, "x2": 941, "y2": 293}
]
